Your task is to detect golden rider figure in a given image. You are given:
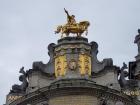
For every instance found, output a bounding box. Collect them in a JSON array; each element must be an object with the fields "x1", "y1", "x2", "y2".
[{"x1": 64, "y1": 8, "x2": 76, "y2": 25}]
